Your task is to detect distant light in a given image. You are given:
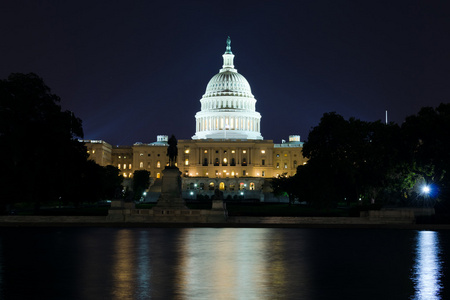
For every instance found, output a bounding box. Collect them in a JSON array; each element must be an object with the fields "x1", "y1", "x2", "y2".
[
  {"x1": 143, "y1": 192, "x2": 147, "y2": 196},
  {"x1": 422, "y1": 185, "x2": 431, "y2": 195},
  {"x1": 190, "y1": 191, "x2": 194, "y2": 195},
  {"x1": 240, "y1": 192, "x2": 244, "y2": 195}
]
